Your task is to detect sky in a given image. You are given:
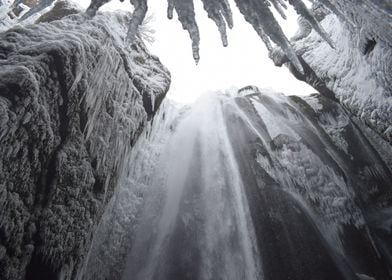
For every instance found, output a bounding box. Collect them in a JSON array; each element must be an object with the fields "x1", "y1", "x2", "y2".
[{"x1": 79, "y1": 0, "x2": 315, "y2": 103}]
